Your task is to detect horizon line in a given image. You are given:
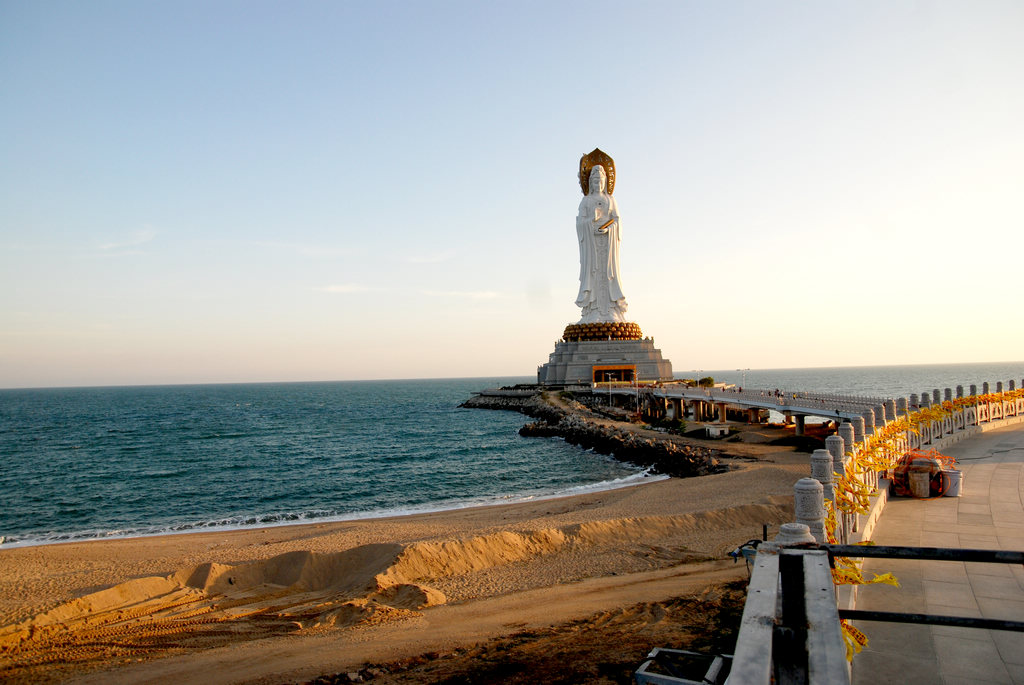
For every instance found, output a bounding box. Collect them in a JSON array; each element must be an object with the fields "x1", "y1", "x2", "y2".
[{"x1": 3, "y1": 360, "x2": 1022, "y2": 392}]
